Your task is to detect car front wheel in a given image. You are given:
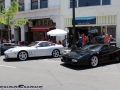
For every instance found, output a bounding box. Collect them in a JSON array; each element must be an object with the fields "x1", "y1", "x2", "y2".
[
  {"x1": 52, "y1": 50, "x2": 60, "y2": 58},
  {"x1": 18, "y1": 51, "x2": 28, "y2": 61},
  {"x1": 90, "y1": 55, "x2": 99, "y2": 67}
]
